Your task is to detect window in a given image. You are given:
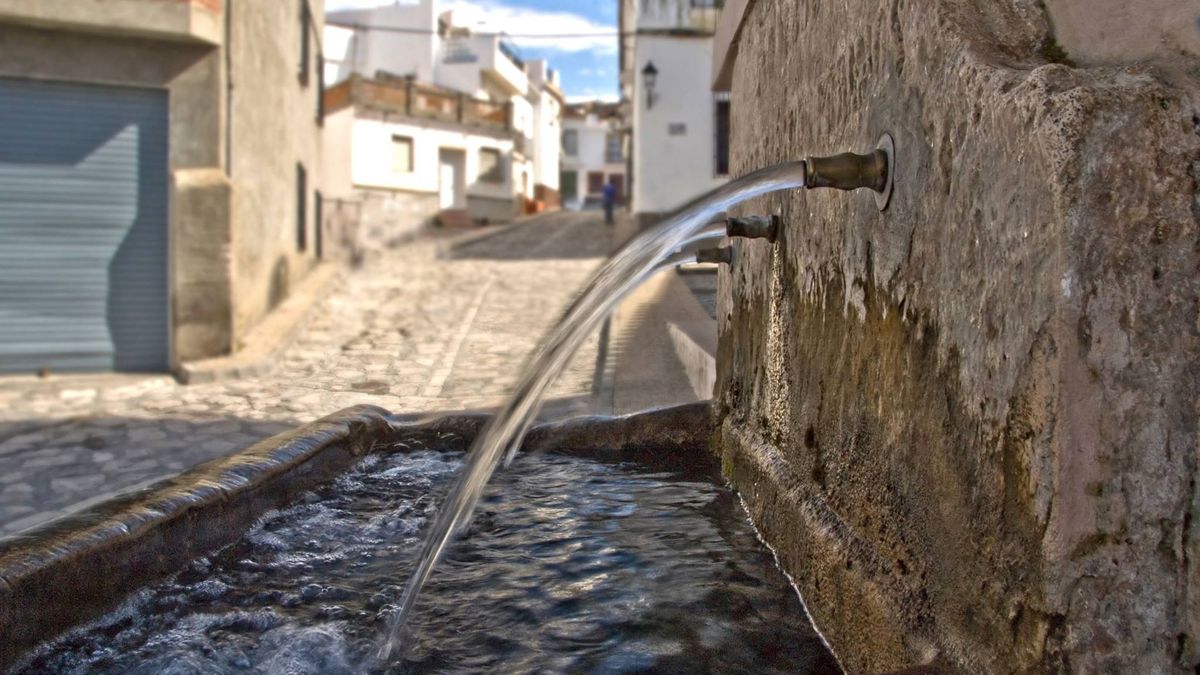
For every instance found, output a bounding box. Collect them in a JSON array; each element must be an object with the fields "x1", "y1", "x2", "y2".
[
  {"x1": 392, "y1": 135, "x2": 414, "y2": 173},
  {"x1": 668, "y1": 123, "x2": 687, "y2": 136},
  {"x1": 562, "y1": 129, "x2": 578, "y2": 156},
  {"x1": 296, "y1": 163, "x2": 307, "y2": 251},
  {"x1": 316, "y1": 52, "x2": 325, "y2": 124},
  {"x1": 587, "y1": 171, "x2": 605, "y2": 194},
  {"x1": 691, "y1": 0, "x2": 724, "y2": 7},
  {"x1": 479, "y1": 148, "x2": 504, "y2": 184},
  {"x1": 715, "y1": 93, "x2": 730, "y2": 176},
  {"x1": 314, "y1": 190, "x2": 324, "y2": 258},
  {"x1": 605, "y1": 133, "x2": 622, "y2": 163},
  {"x1": 560, "y1": 170, "x2": 578, "y2": 201},
  {"x1": 299, "y1": 1, "x2": 311, "y2": 85}
]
